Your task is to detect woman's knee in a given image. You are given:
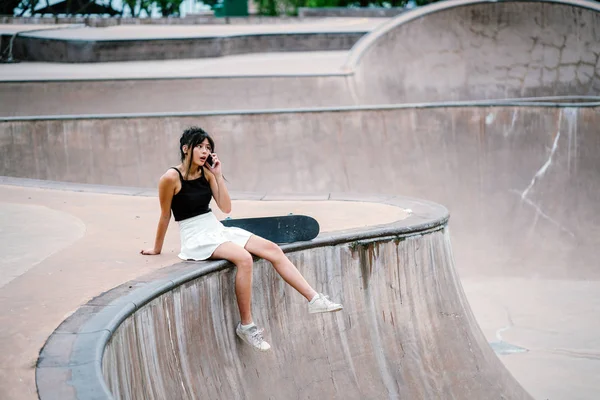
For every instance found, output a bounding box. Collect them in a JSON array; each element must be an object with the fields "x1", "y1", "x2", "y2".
[
  {"x1": 236, "y1": 251, "x2": 254, "y2": 271},
  {"x1": 264, "y1": 241, "x2": 285, "y2": 262}
]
